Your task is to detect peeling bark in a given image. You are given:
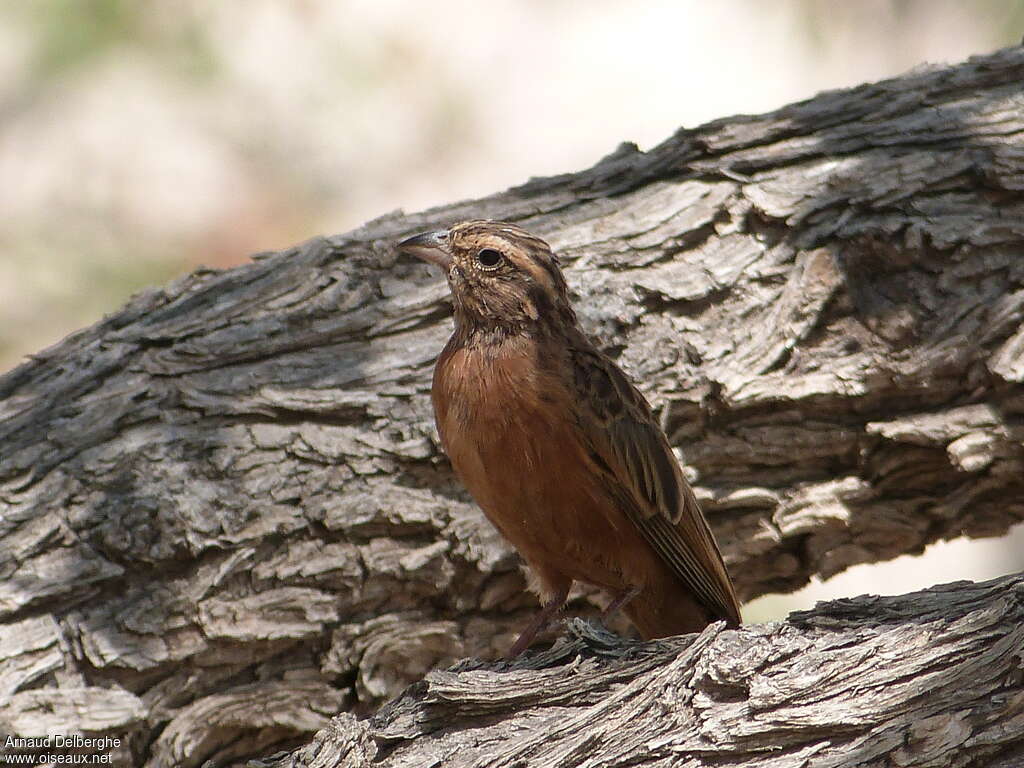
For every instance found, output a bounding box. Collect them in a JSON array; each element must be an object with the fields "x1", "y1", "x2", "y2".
[
  {"x1": 258, "y1": 575, "x2": 1024, "y2": 768},
  {"x1": 1, "y1": 46, "x2": 1024, "y2": 767}
]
